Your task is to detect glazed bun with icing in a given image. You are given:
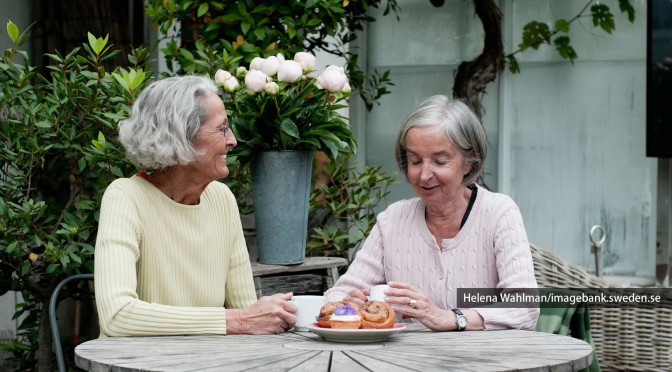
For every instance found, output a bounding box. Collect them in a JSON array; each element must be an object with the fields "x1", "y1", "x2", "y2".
[
  {"x1": 317, "y1": 301, "x2": 357, "y2": 328},
  {"x1": 329, "y1": 304, "x2": 362, "y2": 329}
]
